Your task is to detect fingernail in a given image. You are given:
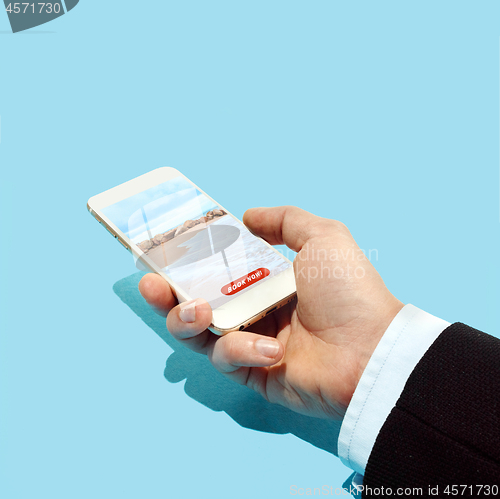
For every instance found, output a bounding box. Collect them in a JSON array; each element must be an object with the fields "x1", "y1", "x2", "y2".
[
  {"x1": 255, "y1": 339, "x2": 280, "y2": 358},
  {"x1": 179, "y1": 299, "x2": 199, "y2": 323}
]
